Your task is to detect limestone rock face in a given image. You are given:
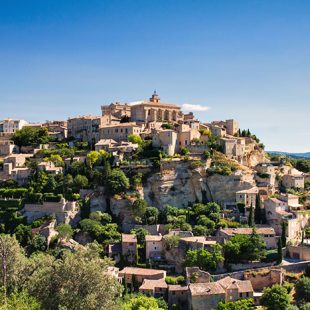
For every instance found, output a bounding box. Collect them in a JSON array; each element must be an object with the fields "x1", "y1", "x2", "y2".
[
  {"x1": 144, "y1": 165, "x2": 207, "y2": 209},
  {"x1": 244, "y1": 149, "x2": 268, "y2": 167},
  {"x1": 205, "y1": 171, "x2": 255, "y2": 204},
  {"x1": 110, "y1": 197, "x2": 136, "y2": 232},
  {"x1": 90, "y1": 195, "x2": 107, "y2": 213},
  {"x1": 143, "y1": 160, "x2": 256, "y2": 209}
]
